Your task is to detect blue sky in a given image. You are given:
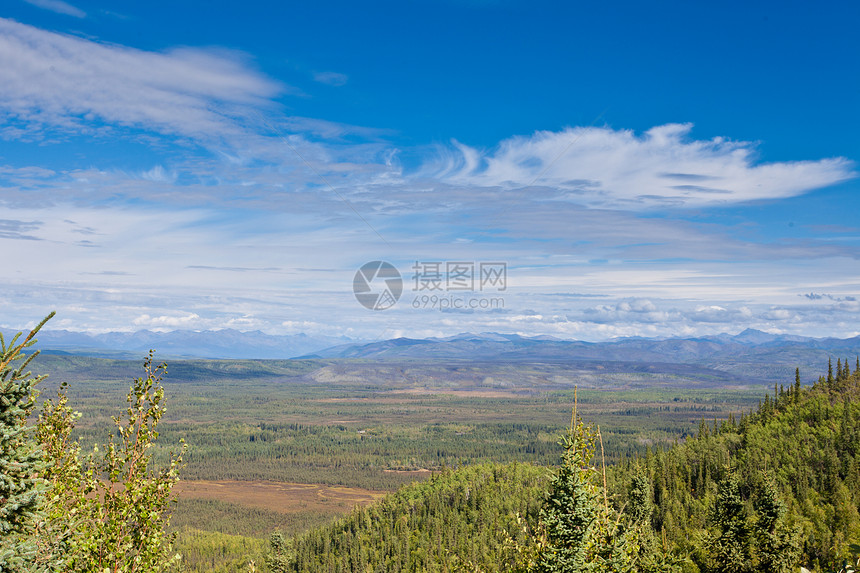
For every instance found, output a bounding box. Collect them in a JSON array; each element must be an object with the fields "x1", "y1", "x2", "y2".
[{"x1": 1, "y1": 0, "x2": 859, "y2": 340}]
